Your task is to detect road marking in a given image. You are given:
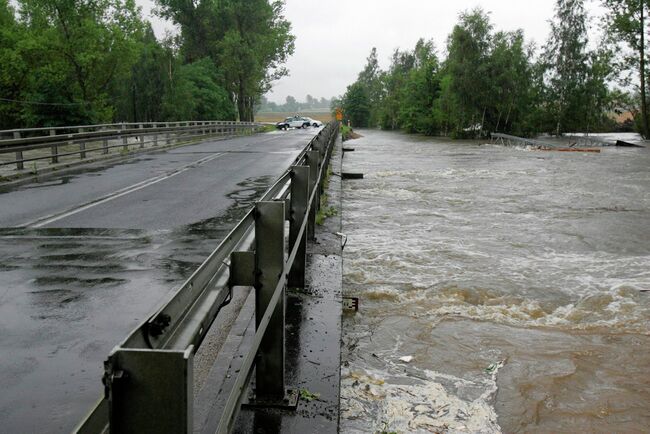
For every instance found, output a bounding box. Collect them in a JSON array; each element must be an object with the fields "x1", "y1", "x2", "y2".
[{"x1": 21, "y1": 152, "x2": 226, "y2": 228}]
